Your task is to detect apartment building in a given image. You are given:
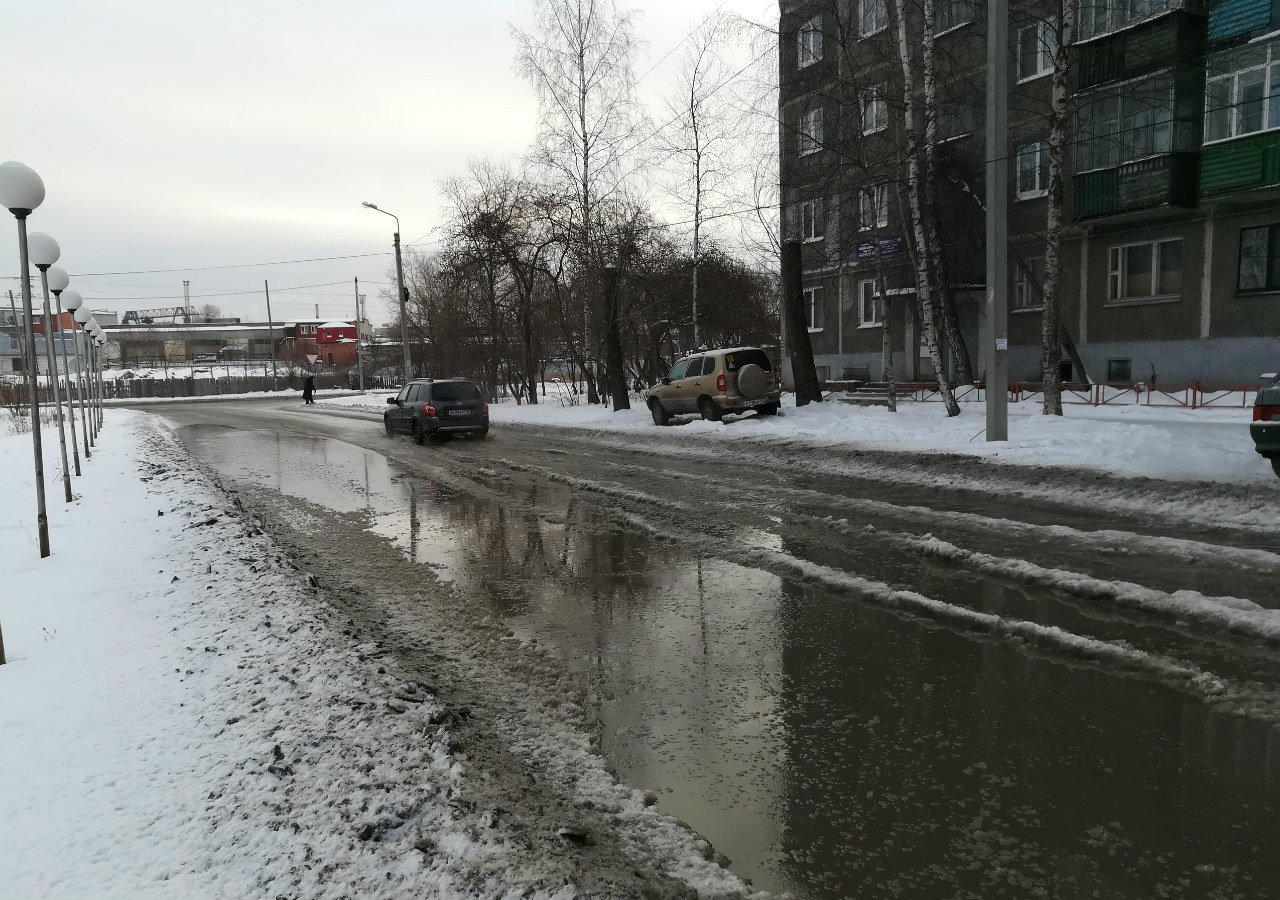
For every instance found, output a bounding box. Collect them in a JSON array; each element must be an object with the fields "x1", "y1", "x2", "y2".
[{"x1": 779, "y1": 0, "x2": 1280, "y2": 386}]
